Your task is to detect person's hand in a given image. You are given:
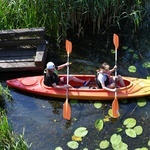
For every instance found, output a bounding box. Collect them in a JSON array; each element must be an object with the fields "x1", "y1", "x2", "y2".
[
  {"x1": 64, "y1": 84, "x2": 73, "y2": 88},
  {"x1": 113, "y1": 65, "x2": 117, "y2": 69},
  {"x1": 65, "y1": 62, "x2": 69, "y2": 66}
]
